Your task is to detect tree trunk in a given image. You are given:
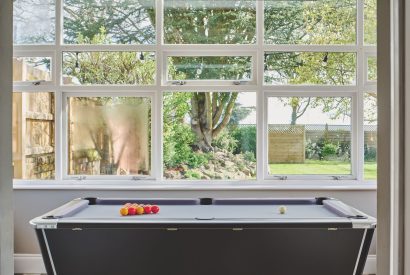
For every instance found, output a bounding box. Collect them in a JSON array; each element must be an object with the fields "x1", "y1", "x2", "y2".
[{"x1": 190, "y1": 92, "x2": 238, "y2": 152}]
